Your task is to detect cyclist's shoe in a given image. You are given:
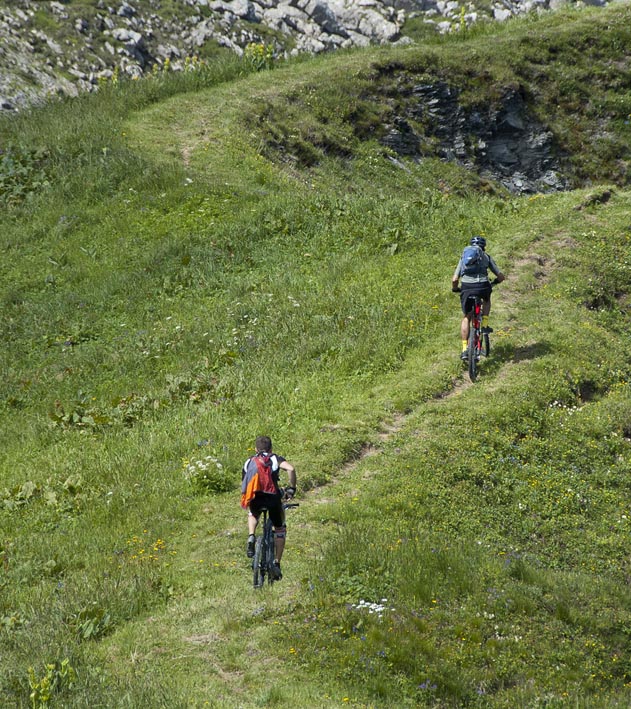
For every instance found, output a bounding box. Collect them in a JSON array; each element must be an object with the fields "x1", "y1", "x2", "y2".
[
  {"x1": 460, "y1": 350, "x2": 469, "y2": 361},
  {"x1": 246, "y1": 536, "x2": 255, "y2": 558},
  {"x1": 271, "y1": 561, "x2": 283, "y2": 580},
  {"x1": 481, "y1": 326, "x2": 494, "y2": 334}
]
